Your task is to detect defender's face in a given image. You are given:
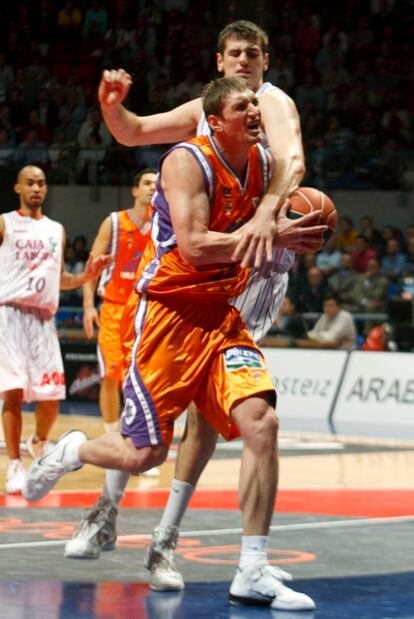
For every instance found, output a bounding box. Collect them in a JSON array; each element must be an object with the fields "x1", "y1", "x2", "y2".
[{"x1": 217, "y1": 38, "x2": 269, "y2": 92}]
